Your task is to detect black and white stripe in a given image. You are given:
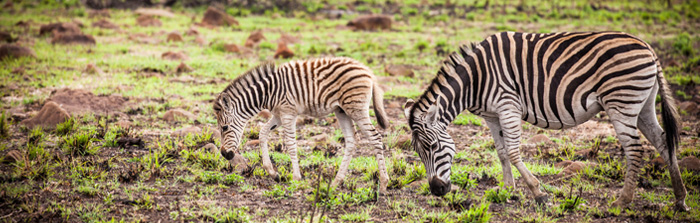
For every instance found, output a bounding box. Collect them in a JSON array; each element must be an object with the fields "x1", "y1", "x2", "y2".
[
  {"x1": 214, "y1": 57, "x2": 391, "y2": 193},
  {"x1": 404, "y1": 31, "x2": 688, "y2": 211}
]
